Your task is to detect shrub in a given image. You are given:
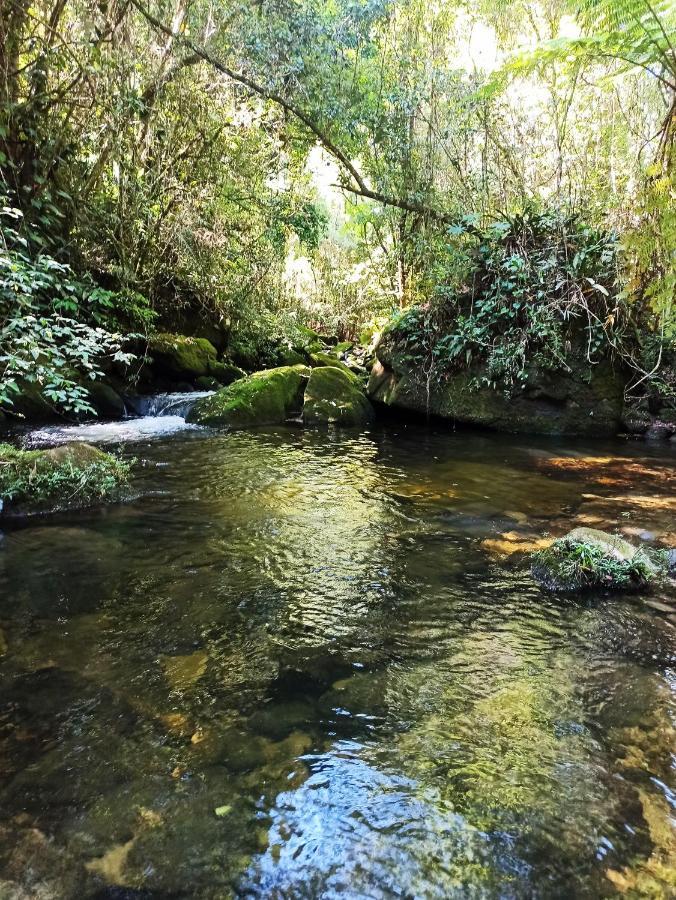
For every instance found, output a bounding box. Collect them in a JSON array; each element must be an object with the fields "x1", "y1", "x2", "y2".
[
  {"x1": 0, "y1": 442, "x2": 132, "y2": 513},
  {"x1": 387, "y1": 207, "x2": 627, "y2": 392}
]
